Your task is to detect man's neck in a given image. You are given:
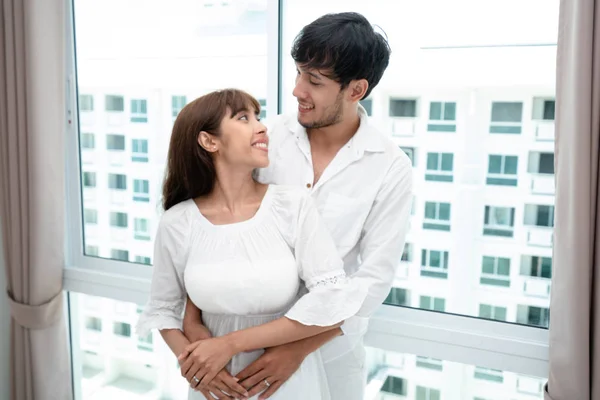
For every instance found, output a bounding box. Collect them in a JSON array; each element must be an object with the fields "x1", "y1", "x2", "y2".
[{"x1": 307, "y1": 111, "x2": 361, "y2": 151}]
